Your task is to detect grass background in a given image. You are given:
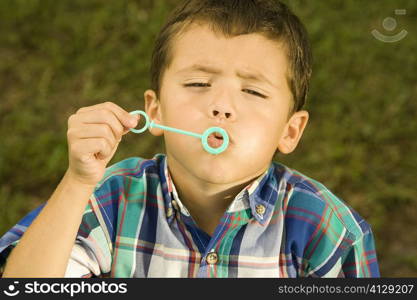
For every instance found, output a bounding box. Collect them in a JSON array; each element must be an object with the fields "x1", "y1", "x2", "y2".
[{"x1": 0, "y1": 0, "x2": 416, "y2": 277}]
